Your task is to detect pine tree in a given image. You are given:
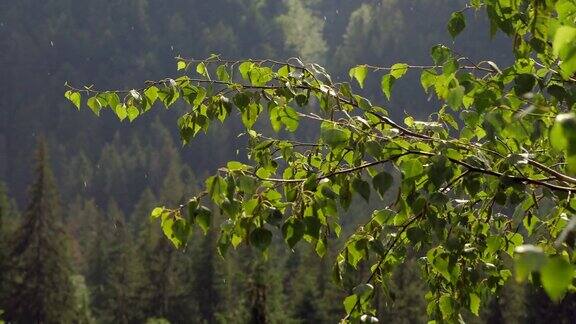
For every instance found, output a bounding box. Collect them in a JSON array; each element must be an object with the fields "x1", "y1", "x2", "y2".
[
  {"x1": 141, "y1": 233, "x2": 191, "y2": 321},
  {"x1": 190, "y1": 229, "x2": 221, "y2": 322},
  {"x1": 376, "y1": 258, "x2": 428, "y2": 324},
  {"x1": 84, "y1": 201, "x2": 112, "y2": 318},
  {"x1": 99, "y1": 199, "x2": 145, "y2": 323},
  {"x1": 2, "y1": 139, "x2": 76, "y2": 323},
  {"x1": 130, "y1": 188, "x2": 157, "y2": 236},
  {"x1": 0, "y1": 181, "x2": 18, "y2": 308},
  {"x1": 136, "y1": 189, "x2": 194, "y2": 321},
  {"x1": 70, "y1": 274, "x2": 95, "y2": 323},
  {"x1": 66, "y1": 196, "x2": 102, "y2": 272},
  {"x1": 286, "y1": 248, "x2": 327, "y2": 322}
]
